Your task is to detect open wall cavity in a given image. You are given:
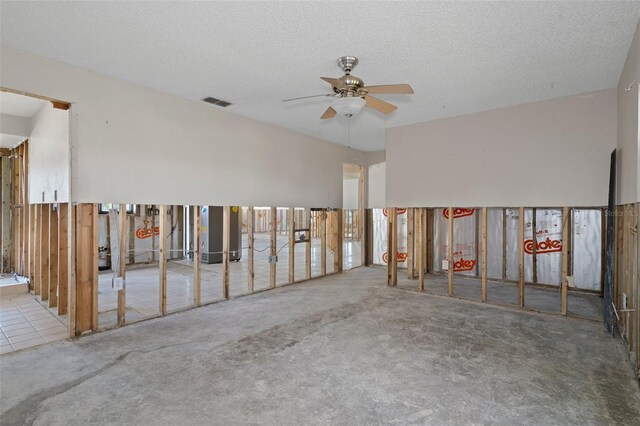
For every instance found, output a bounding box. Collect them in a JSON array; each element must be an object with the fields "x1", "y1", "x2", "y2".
[
  {"x1": 379, "y1": 207, "x2": 606, "y2": 320},
  {"x1": 55, "y1": 203, "x2": 349, "y2": 336}
]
